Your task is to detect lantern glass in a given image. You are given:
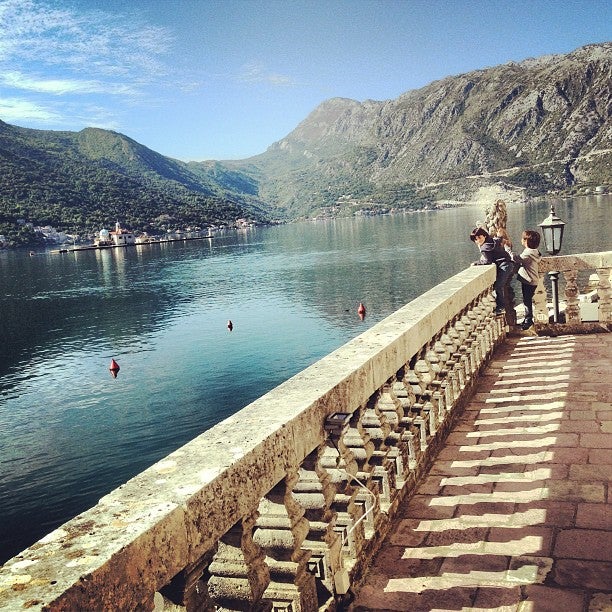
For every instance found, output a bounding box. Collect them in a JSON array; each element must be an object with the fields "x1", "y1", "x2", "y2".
[{"x1": 539, "y1": 206, "x2": 566, "y2": 255}]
